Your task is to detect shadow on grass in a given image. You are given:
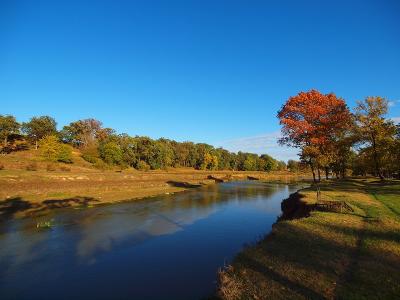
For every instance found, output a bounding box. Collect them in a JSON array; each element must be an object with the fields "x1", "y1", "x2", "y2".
[
  {"x1": 219, "y1": 179, "x2": 400, "y2": 299},
  {"x1": 223, "y1": 217, "x2": 400, "y2": 299},
  {"x1": 239, "y1": 254, "x2": 326, "y2": 299}
]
